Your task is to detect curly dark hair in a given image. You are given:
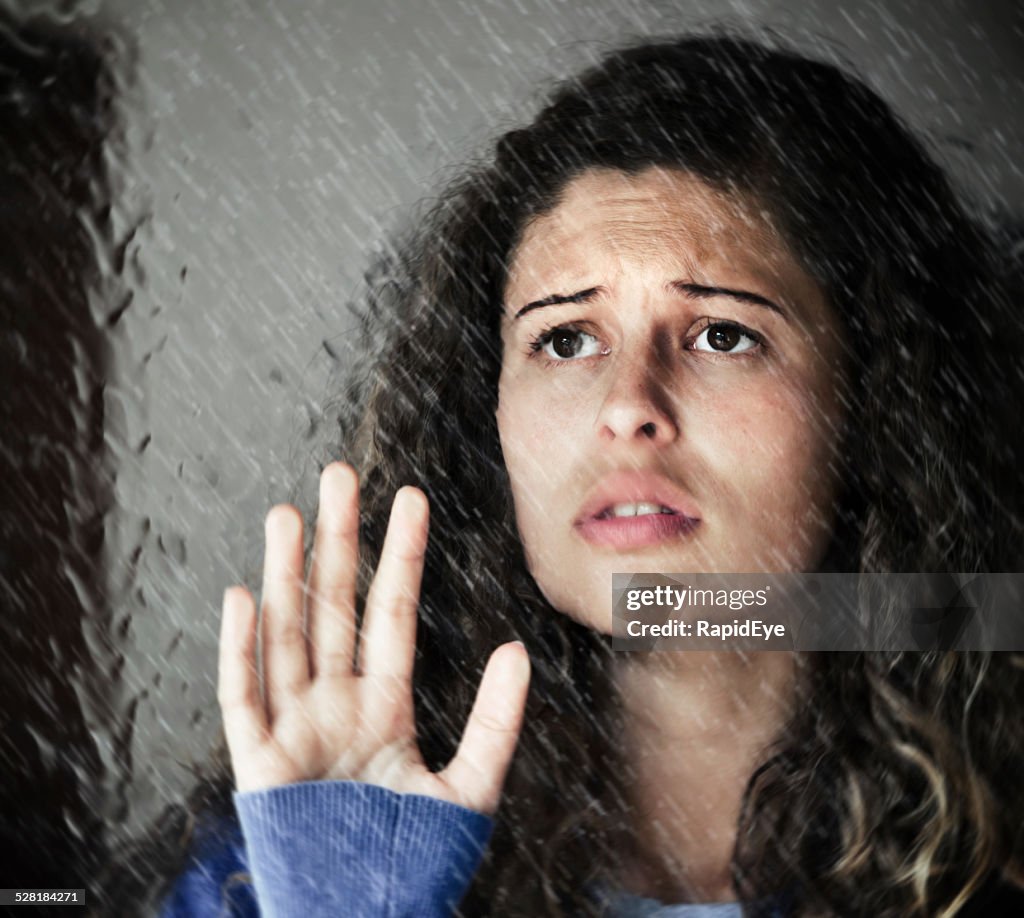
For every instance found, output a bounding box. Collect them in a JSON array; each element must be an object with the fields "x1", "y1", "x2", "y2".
[{"x1": 100, "y1": 31, "x2": 1024, "y2": 917}]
